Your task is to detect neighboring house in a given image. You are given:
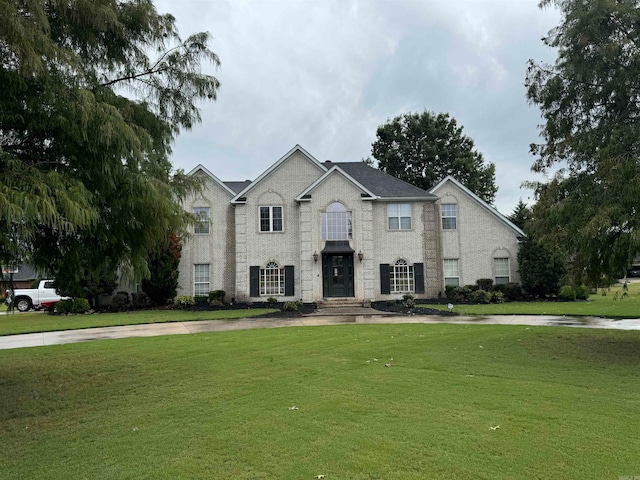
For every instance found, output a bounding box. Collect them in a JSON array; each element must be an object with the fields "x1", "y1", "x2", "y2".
[
  {"x1": 1, "y1": 264, "x2": 41, "y2": 289},
  {"x1": 177, "y1": 145, "x2": 524, "y2": 304}
]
